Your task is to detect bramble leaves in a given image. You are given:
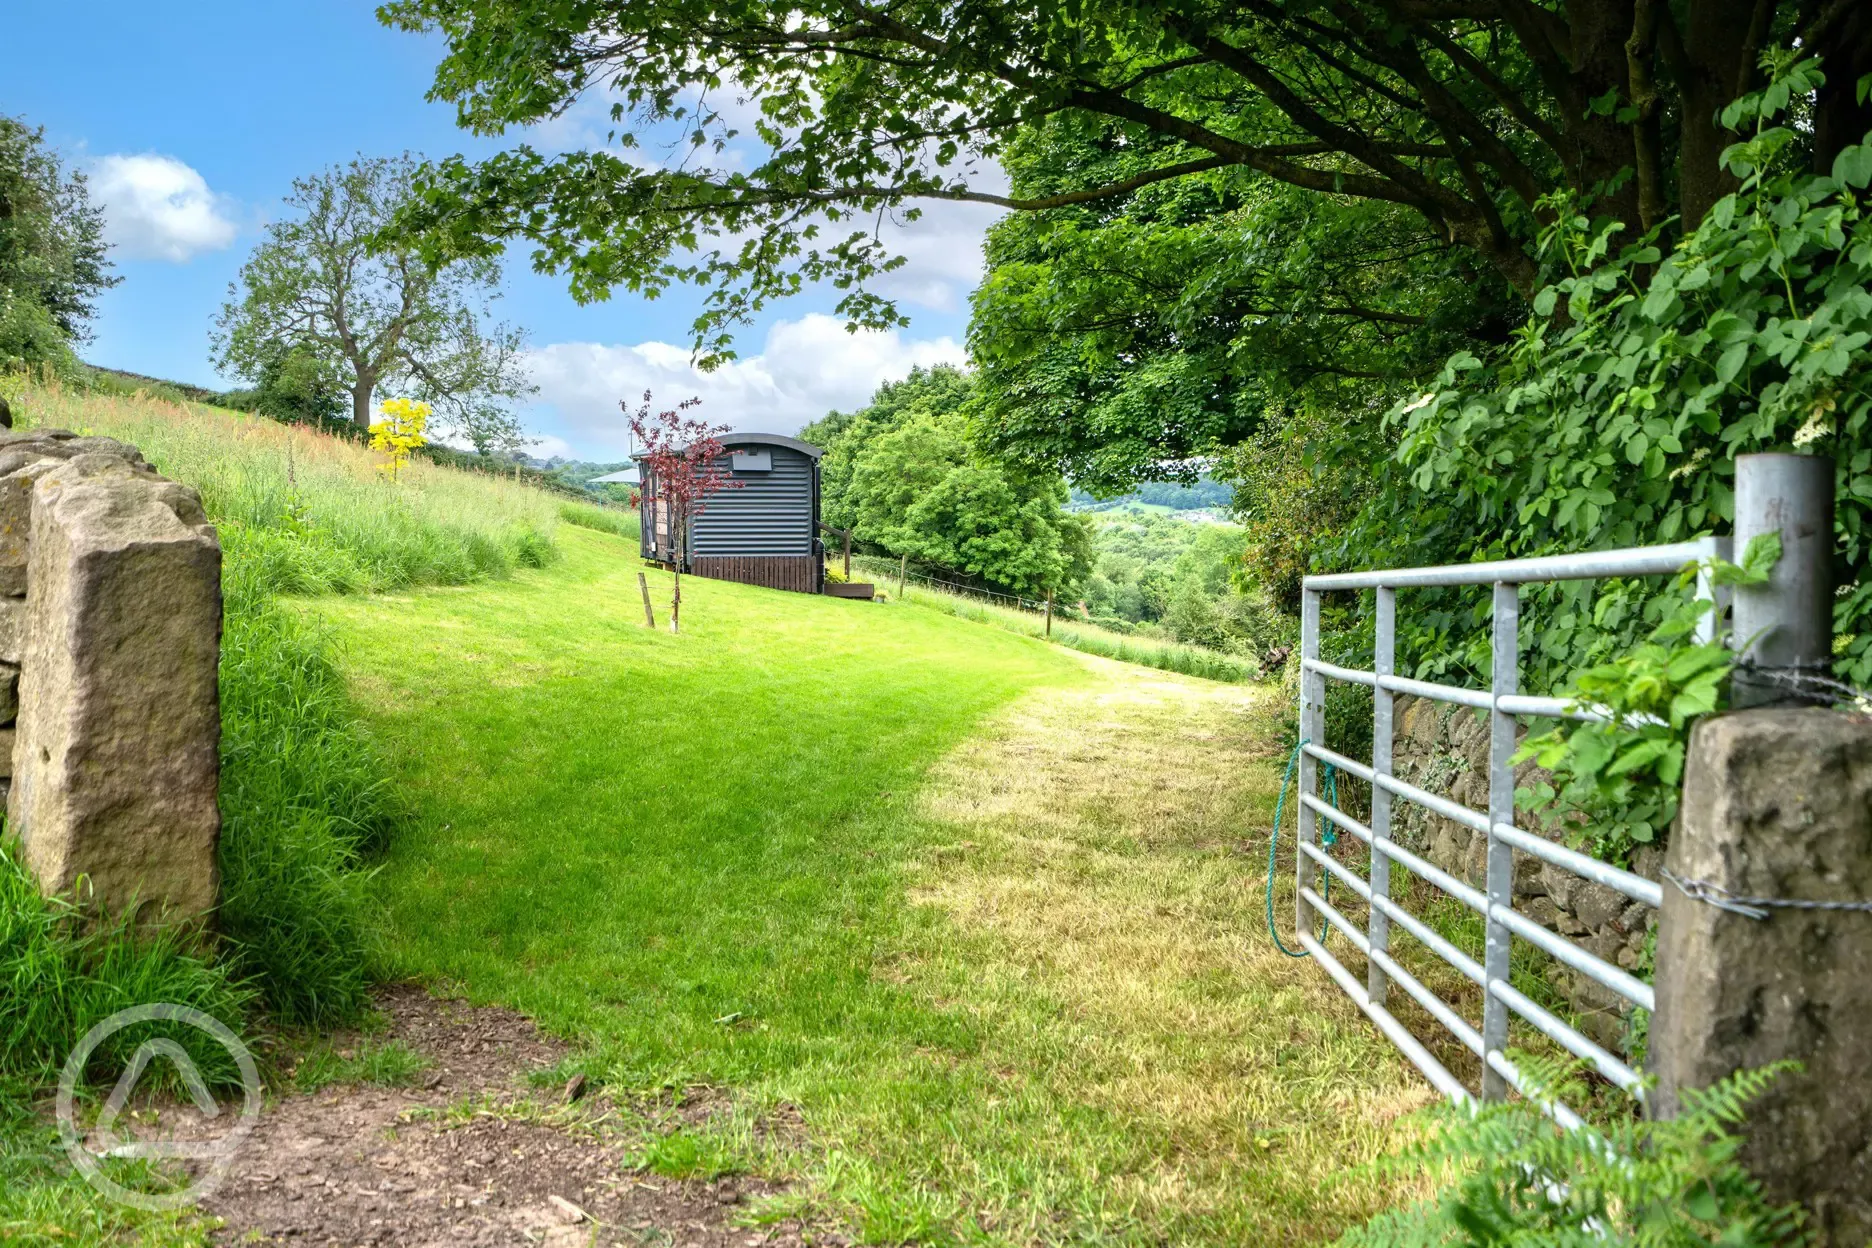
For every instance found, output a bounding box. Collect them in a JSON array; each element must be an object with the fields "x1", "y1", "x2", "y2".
[
  {"x1": 1716, "y1": 531, "x2": 1783, "y2": 586},
  {"x1": 1385, "y1": 52, "x2": 1872, "y2": 695},
  {"x1": 1514, "y1": 543, "x2": 1773, "y2": 865}
]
